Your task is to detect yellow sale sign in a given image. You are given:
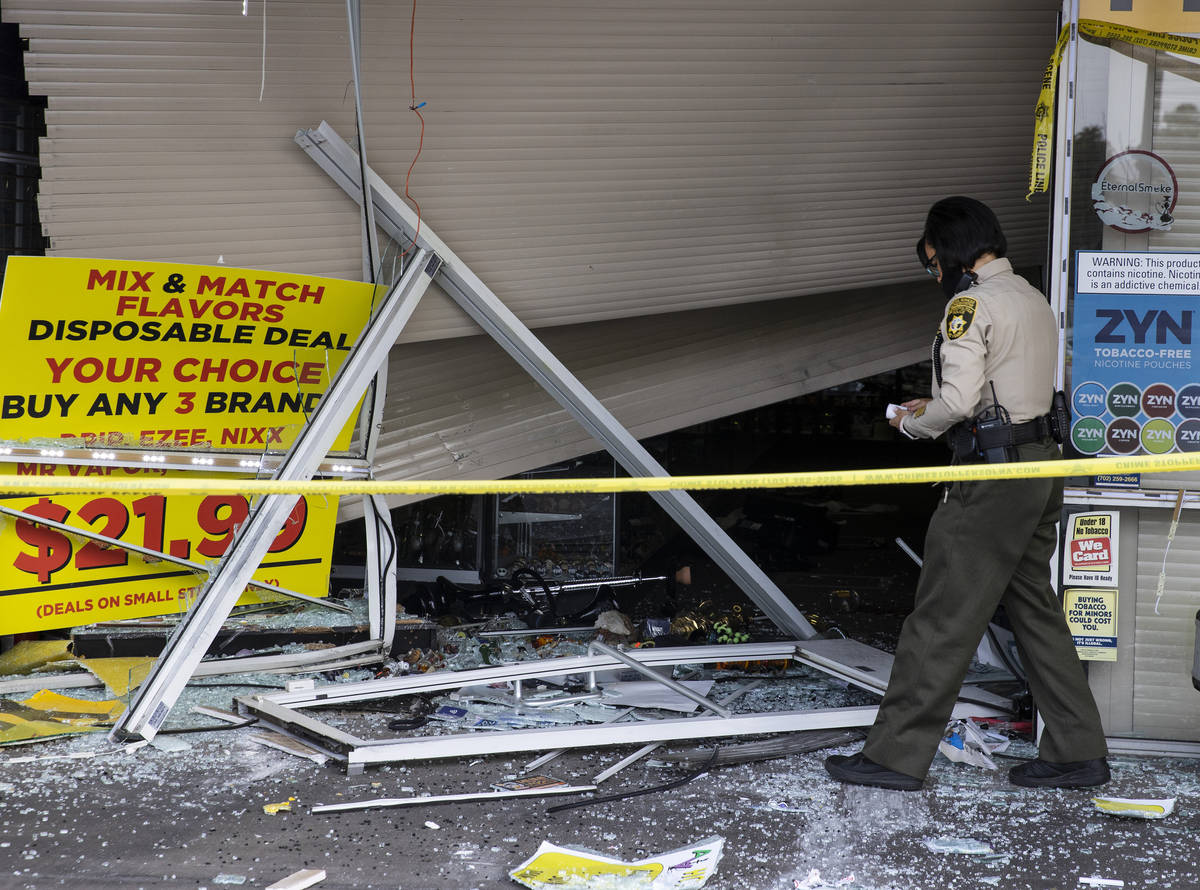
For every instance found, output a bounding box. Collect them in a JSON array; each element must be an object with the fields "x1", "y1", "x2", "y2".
[
  {"x1": 0, "y1": 256, "x2": 378, "y2": 450},
  {"x1": 0, "y1": 257, "x2": 379, "y2": 633},
  {"x1": 0, "y1": 465, "x2": 340, "y2": 634}
]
